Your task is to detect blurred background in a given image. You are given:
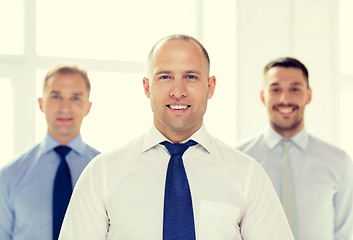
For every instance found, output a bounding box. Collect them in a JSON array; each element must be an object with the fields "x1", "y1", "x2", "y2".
[{"x1": 0, "y1": 0, "x2": 352, "y2": 168}]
